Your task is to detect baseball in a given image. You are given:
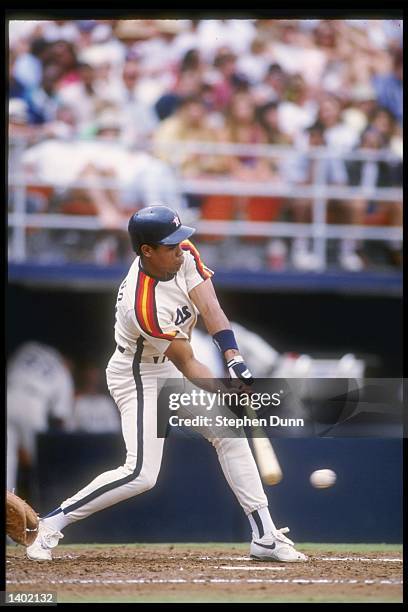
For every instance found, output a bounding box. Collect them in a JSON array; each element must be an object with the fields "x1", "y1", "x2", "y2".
[{"x1": 310, "y1": 469, "x2": 337, "y2": 489}]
